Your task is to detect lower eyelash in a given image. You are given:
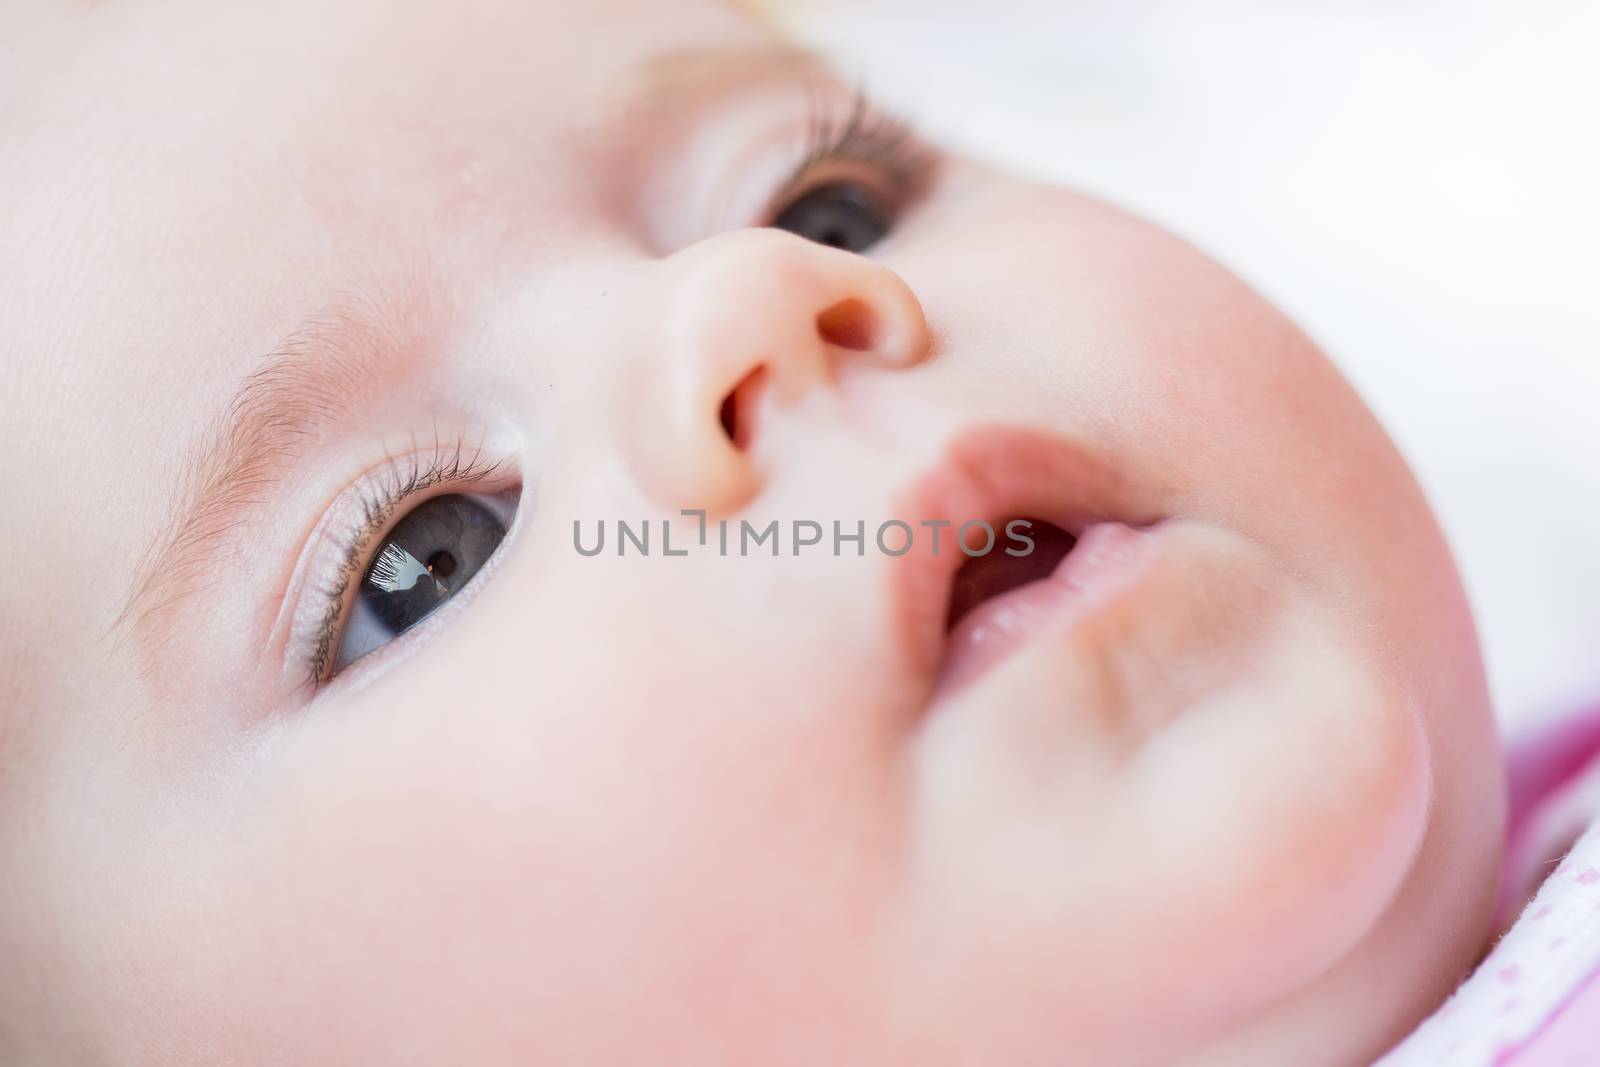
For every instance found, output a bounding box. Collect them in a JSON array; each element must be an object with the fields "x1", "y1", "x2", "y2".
[{"x1": 305, "y1": 439, "x2": 506, "y2": 683}]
